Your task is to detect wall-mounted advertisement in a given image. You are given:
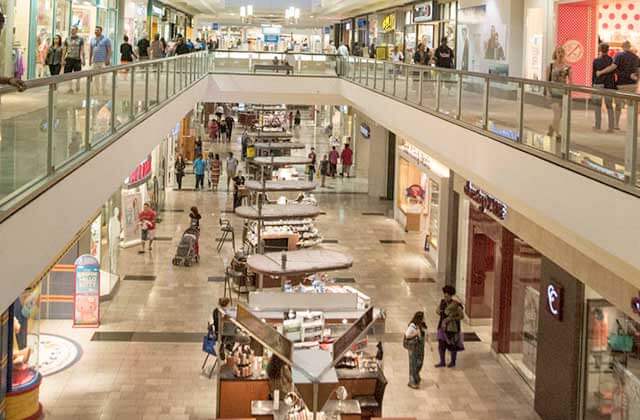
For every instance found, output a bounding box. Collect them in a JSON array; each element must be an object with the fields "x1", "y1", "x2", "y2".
[
  {"x1": 414, "y1": 1, "x2": 434, "y2": 23},
  {"x1": 457, "y1": 5, "x2": 509, "y2": 75},
  {"x1": 121, "y1": 187, "x2": 145, "y2": 248},
  {"x1": 73, "y1": 255, "x2": 100, "y2": 327}
]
